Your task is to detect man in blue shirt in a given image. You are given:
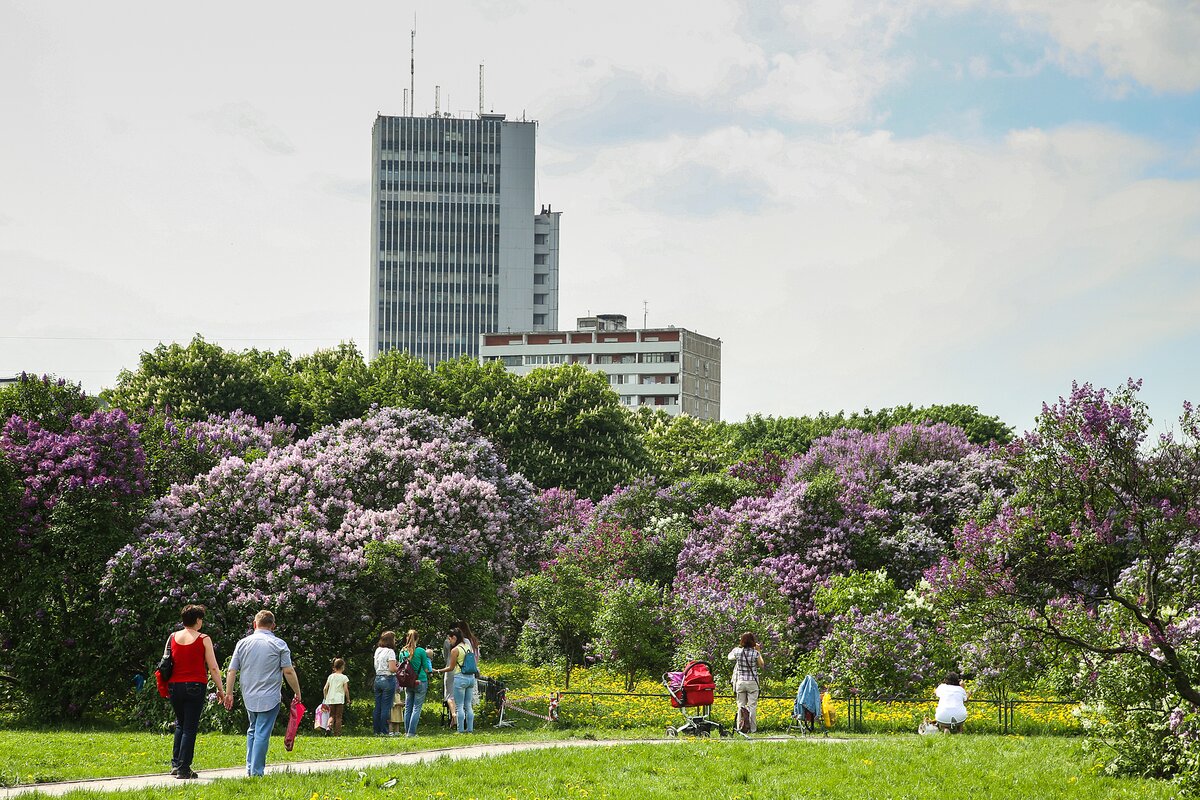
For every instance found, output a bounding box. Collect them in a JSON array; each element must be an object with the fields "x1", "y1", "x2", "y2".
[{"x1": 224, "y1": 610, "x2": 302, "y2": 776}]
